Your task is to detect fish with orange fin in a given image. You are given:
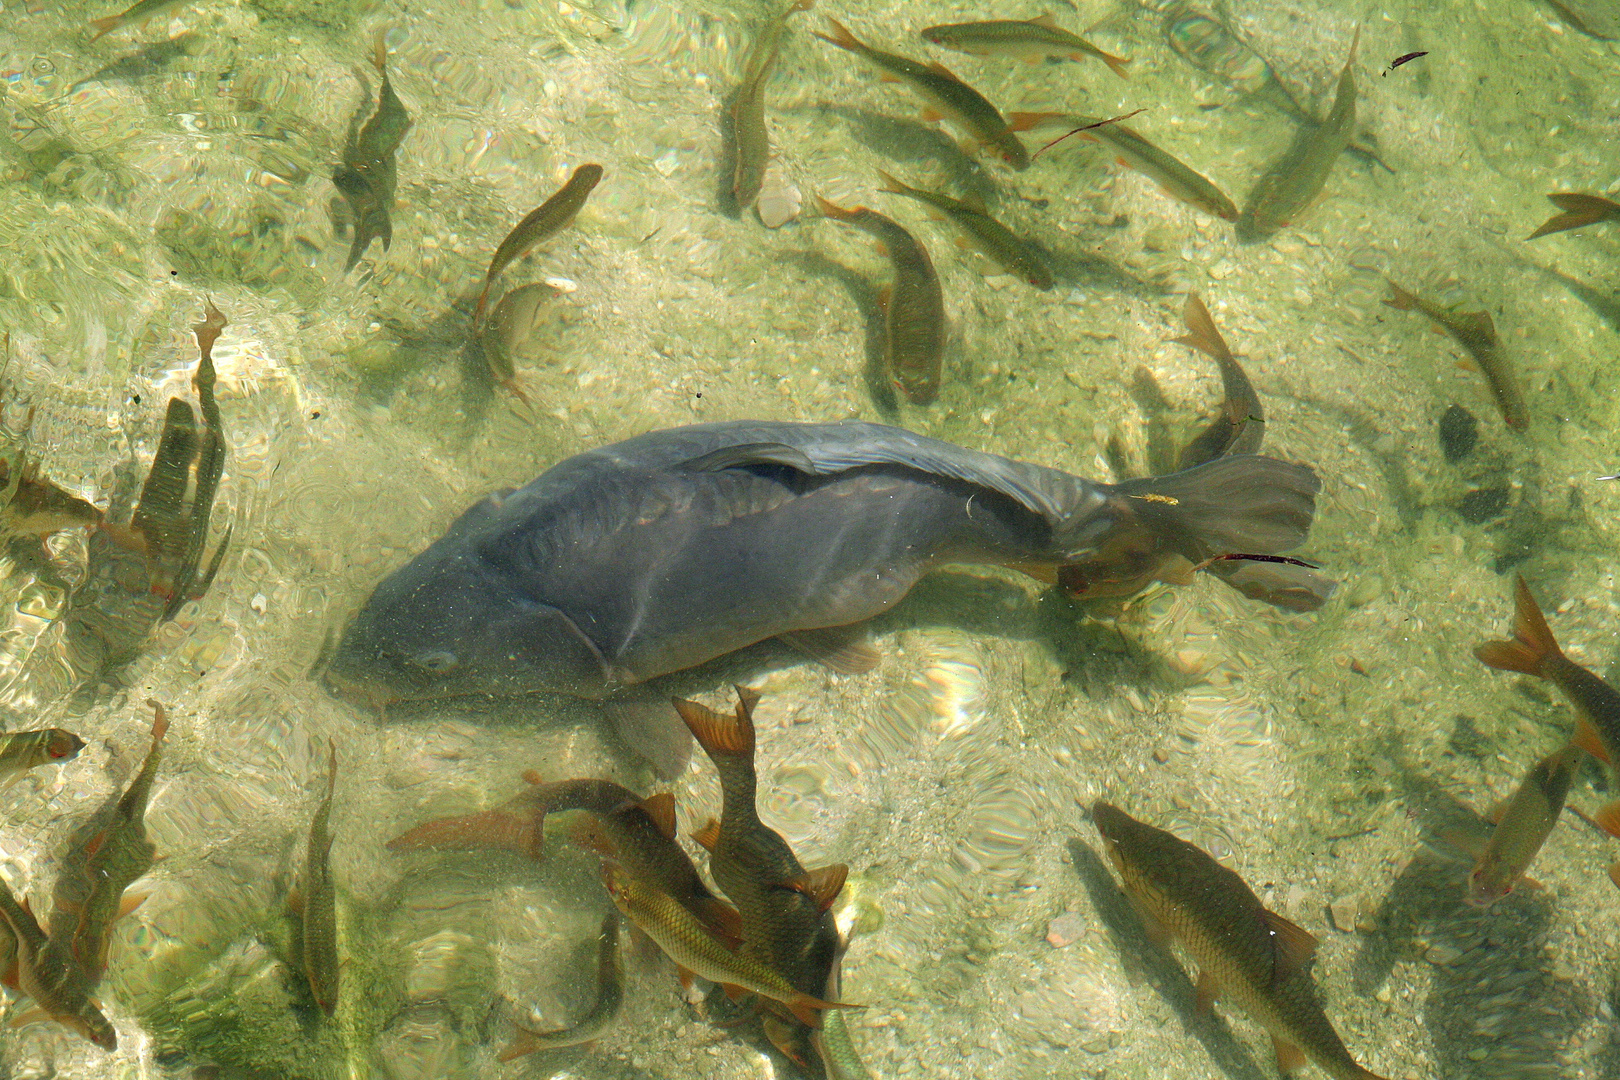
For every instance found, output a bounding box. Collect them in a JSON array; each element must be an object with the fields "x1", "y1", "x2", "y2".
[
  {"x1": 1477, "y1": 575, "x2": 1620, "y2": 837},
  {"x1": 47, "y1": 699, "x2": 168, "y2": 984},
  {"x1": 0, "y1": 876, "x2": 117, "y2": 1049},
  {"x1": 1383, "y1": 279, "x2": 1528, "y2": 433},
  {"x1": 920, "y1": 15, "x2": 1129, "y2": 79},
  {"x1": 1528, "y1": 192, "x2": 1620, "y2": 240},
  {"x1": 1093, "y1": 802, "x2": 1389, "y2": 1080},
  {"x1": 388, "y1": 776, "x2": 741, "y2": 946},
  {"x1": 675, "y1": 690, "x2": 848, "y2": 1033},
  {"x1": 813, "y1": 17, "x2": 1029, "y2": 169},
  {"x1": 1465, "y1": 746, "x2": 1579, "y2": 907}
]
